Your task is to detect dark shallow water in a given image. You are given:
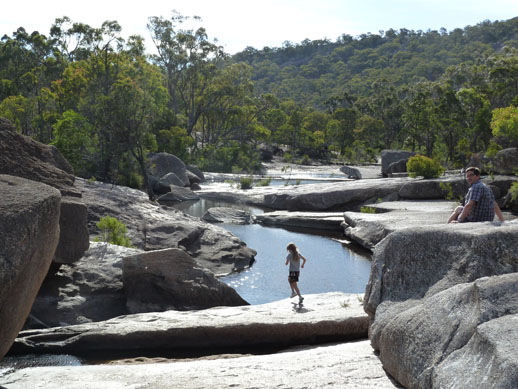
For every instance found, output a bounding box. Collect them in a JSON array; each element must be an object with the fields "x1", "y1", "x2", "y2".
[{"x1": 220, "y1": 223, "x2": 372, "y2": 305}]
